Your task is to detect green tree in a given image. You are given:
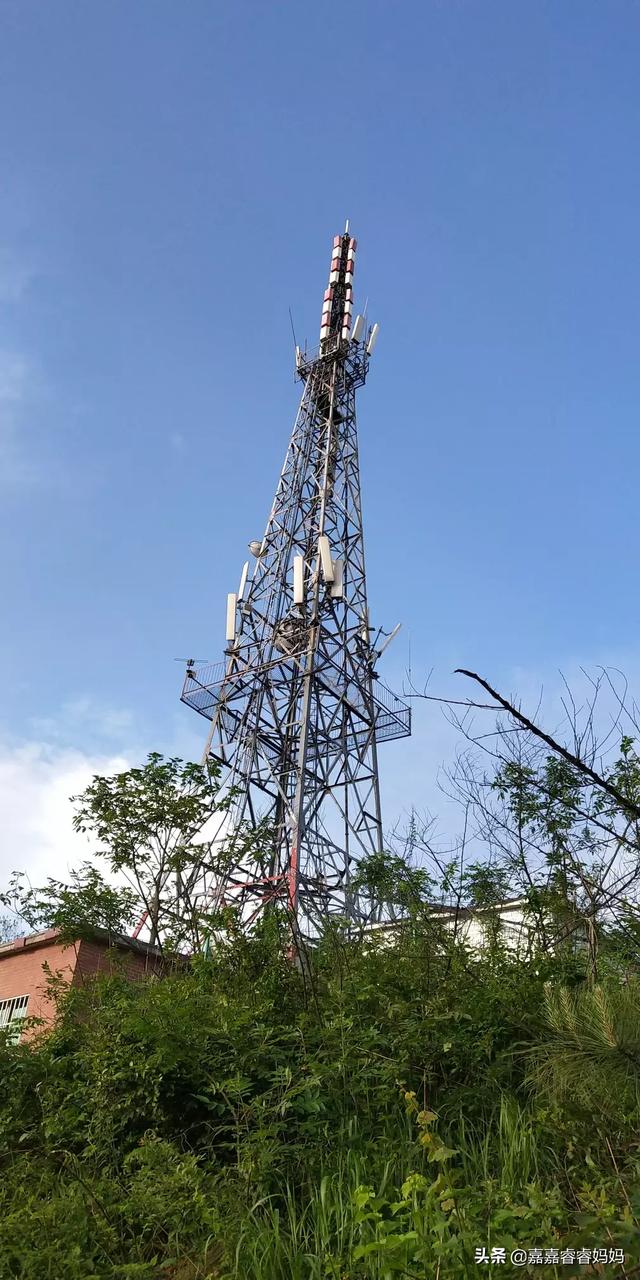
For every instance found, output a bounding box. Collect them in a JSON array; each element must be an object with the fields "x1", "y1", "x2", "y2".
[
  {"x1": 1, "y1": 754, "x2": 261, "y2": 954},
  {"x1": 71, "y1": 752, "x2": 229, "y2": 948},
  {"x1": 432, "y1": 669, "x2": 640, "y2": 984},
  {"x1": 0, "y1": 863, "x2": 138, "y2": 942}
]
